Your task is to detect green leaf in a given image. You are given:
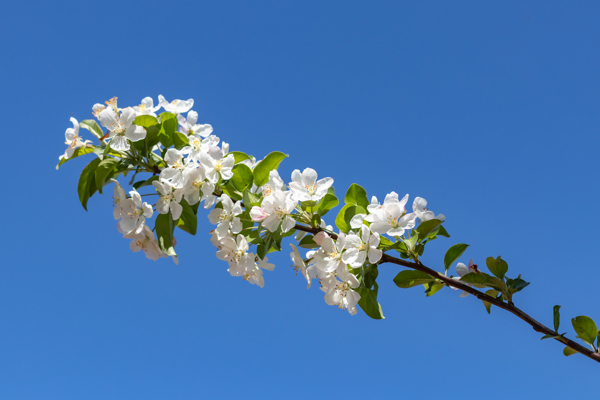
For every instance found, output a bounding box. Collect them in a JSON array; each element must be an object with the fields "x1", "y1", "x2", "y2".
[
  {"x1": 230, "y1": 164, "x2": 254, "y2": 192},
  {"x1": 402, "y1": 234, "x2": 418, "y2": 252},
  {"x1": 56, "y1": 146, "x2": 95, "y2": 169},
  {"x1": 563, "y1": 346, "x2": 578, "y2": 356},
  {"x1": 133, "y1": 176, "x2": 159, "y2": 190},
  {"x1": 80, "y1": 119, "x2": 104, "y2": 139},
  {"x1": 361, "y1": 265, "x2": 379, "y2": 289},
  {"x1": 242, "y1": 189, "x2": 261, "y2": 208},
  {"x1": 425, "y1": 281, "x2": 444, "y2": 297},
  {"x1": 298, "y1": 235, "x2": 319, "y2": 249},
  {"x1": 443, "y1": 244, "x2": 469, "y2": 272},
  {"x1": 317, "y1": 193, "x2": 339, "y2": 217},
  {"x1": 173, "y1": 131, "x2": 190, "y2": 150},
  {"x1": 230, "y1": 151, "x2": 252, "y2": 164},
  {"x1": 134, "y1": 115, "x2": 159, "y2": 128},
  {"x1": 335, "y1": 204, "x2": 366, "y2": 233},
  {"x1": 94, "y1": 158, "x2": 118, "y2": 194},
  {"x1": 459, "y1": 272, "x2": 488, "y2": 287},
  {"x1": 553, "y1": 305, "x2": 561, "y2": 332},
  {"x1": 344, "y1": 183, "x2": 369, "y2": 208},
  {"x1": 483, "y1": 290, "x2": 499, "y2": 314},
  {"x1": 158, "y1": 112, "x2": 178, "y2": 148},
  {"x1": 379, "y1": 236, "x2": 394, "y2": 248},
  {"x1": 486, "y1": 256, "x2": 508, "y2": 279},
  {"x1": 416, "y1": 219, "x2": 443, "y2": 241},
  {"x1": 437, "y1": 225, "x2": 450, "y2": 238},
  {"x1": 176, "y1": 199, "x2": 197, "y2": 235},
  {"x1": 155, "y1": 213, "x2": 176, "y2": 256},
  {"x1": 356, "y1": 282, "x2": 384, "y2": 319},
  {"x1": 77, "y1": 158, "x2": 101, "y2": 211},
  {"x1": 393, "y1": 270, "x2": 434, "y2": 288},
  {"x1": 507, "y1": 276, "x2": 530, "y2": 293},
  {"x1": 253, "y1": 151, "x2": 288, "y2": 187},
  {"x1": 571, "y1": 316, "x2": 598, "y2": 346}
]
